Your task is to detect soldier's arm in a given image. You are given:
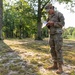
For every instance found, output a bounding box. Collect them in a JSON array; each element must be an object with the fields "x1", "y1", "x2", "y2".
[{"x1": 54, "y1": 13, "x2": 65, "y2": 28}]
